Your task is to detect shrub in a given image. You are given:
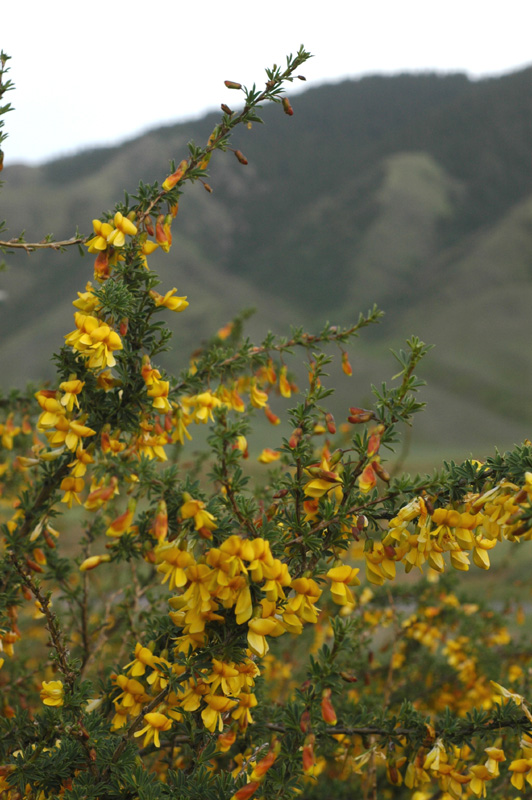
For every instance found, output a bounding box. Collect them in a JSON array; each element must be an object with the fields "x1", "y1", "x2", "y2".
[{"x1": 1, "y1": 48, "x2": 532, "y2": 800}]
